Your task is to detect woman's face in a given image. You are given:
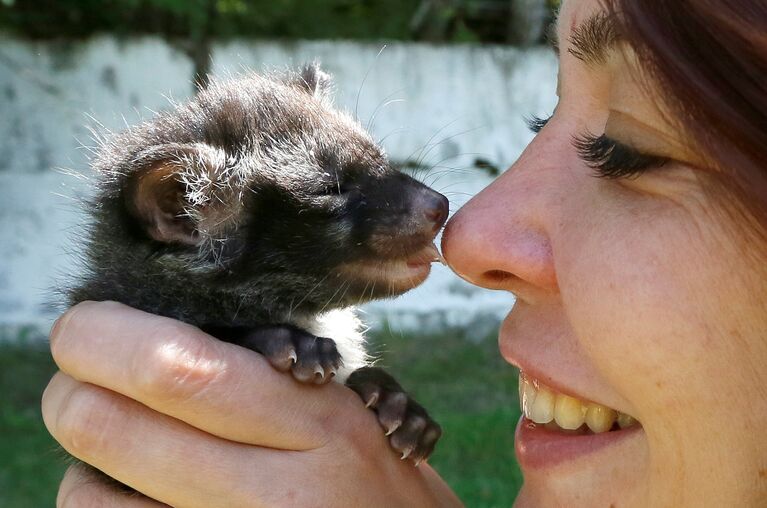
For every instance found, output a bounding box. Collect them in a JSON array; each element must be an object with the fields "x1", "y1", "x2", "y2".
[{"x1": 442, "y1": 0, "x2": 767, "y2": 505}]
